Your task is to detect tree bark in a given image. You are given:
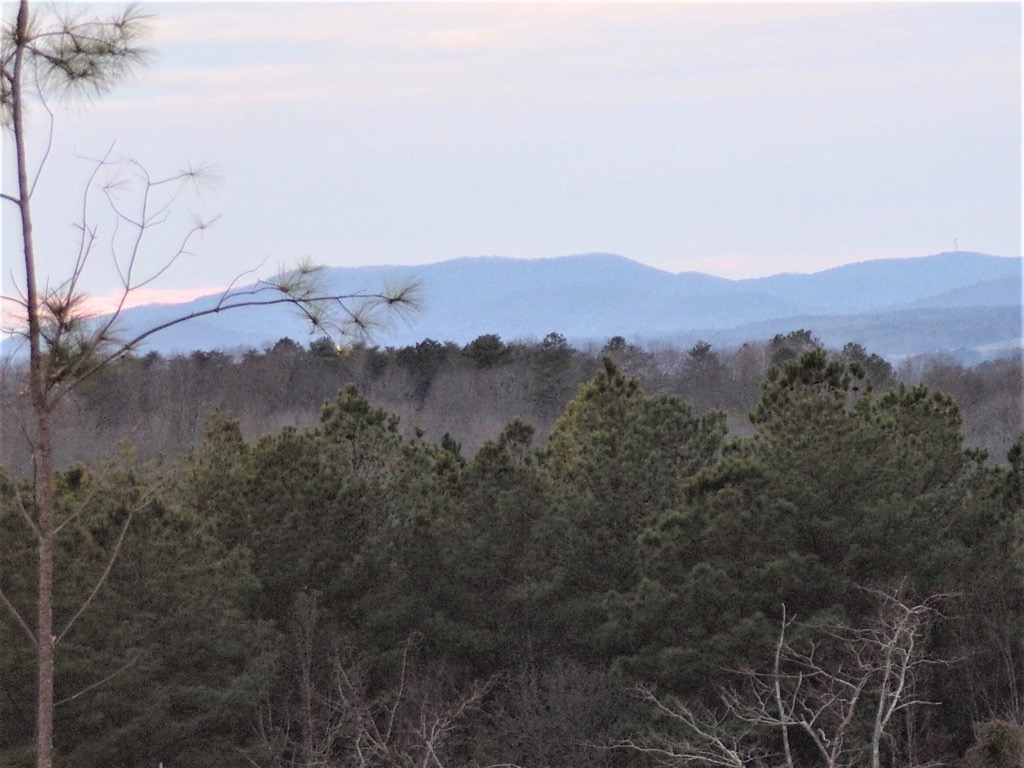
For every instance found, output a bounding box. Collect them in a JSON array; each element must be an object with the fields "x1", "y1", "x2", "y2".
[
  {"x1": 11, "y1": 1, "x2": 57, "y2": 766},
  {"x1": 4, "y1": 8, "x2": 414, "y2": 765},
  {"x1": 33, "y1": 421, "x2": 55, "y2": 768}
]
